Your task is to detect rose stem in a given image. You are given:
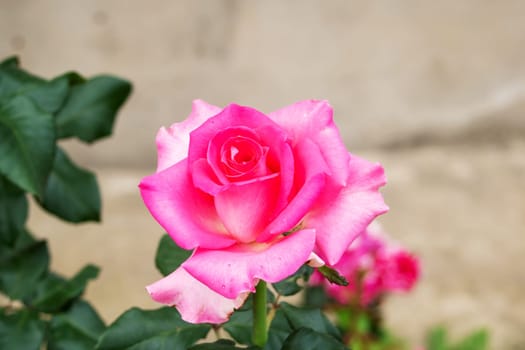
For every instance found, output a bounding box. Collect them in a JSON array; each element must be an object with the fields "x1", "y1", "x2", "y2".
[{"x1": 252, "y1": 280, "x2": 268, "y2": 347}]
